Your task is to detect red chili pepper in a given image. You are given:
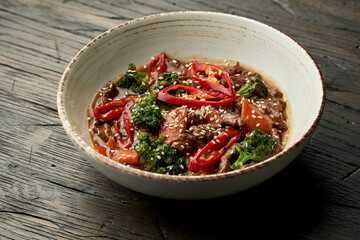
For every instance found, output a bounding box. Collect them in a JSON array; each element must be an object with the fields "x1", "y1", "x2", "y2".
[
  {"x1": 190, "y1": 61, "x2": 235, "y2": 97},
  {"x1": 188, "y1": 129, "x2": 241, "y2": 172},
  {"x1": 148, "y1": 52, "x2": 167, "y2": 85},
  {"x1": 112, "y1": 112, "x2": 134, "y2": 149},
  {"x1": 93, "y1": 98, "x2": 129, "y2": 121},
  {"x1": 157, "y1": 84, "x2": 237, "y2": 107}
]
